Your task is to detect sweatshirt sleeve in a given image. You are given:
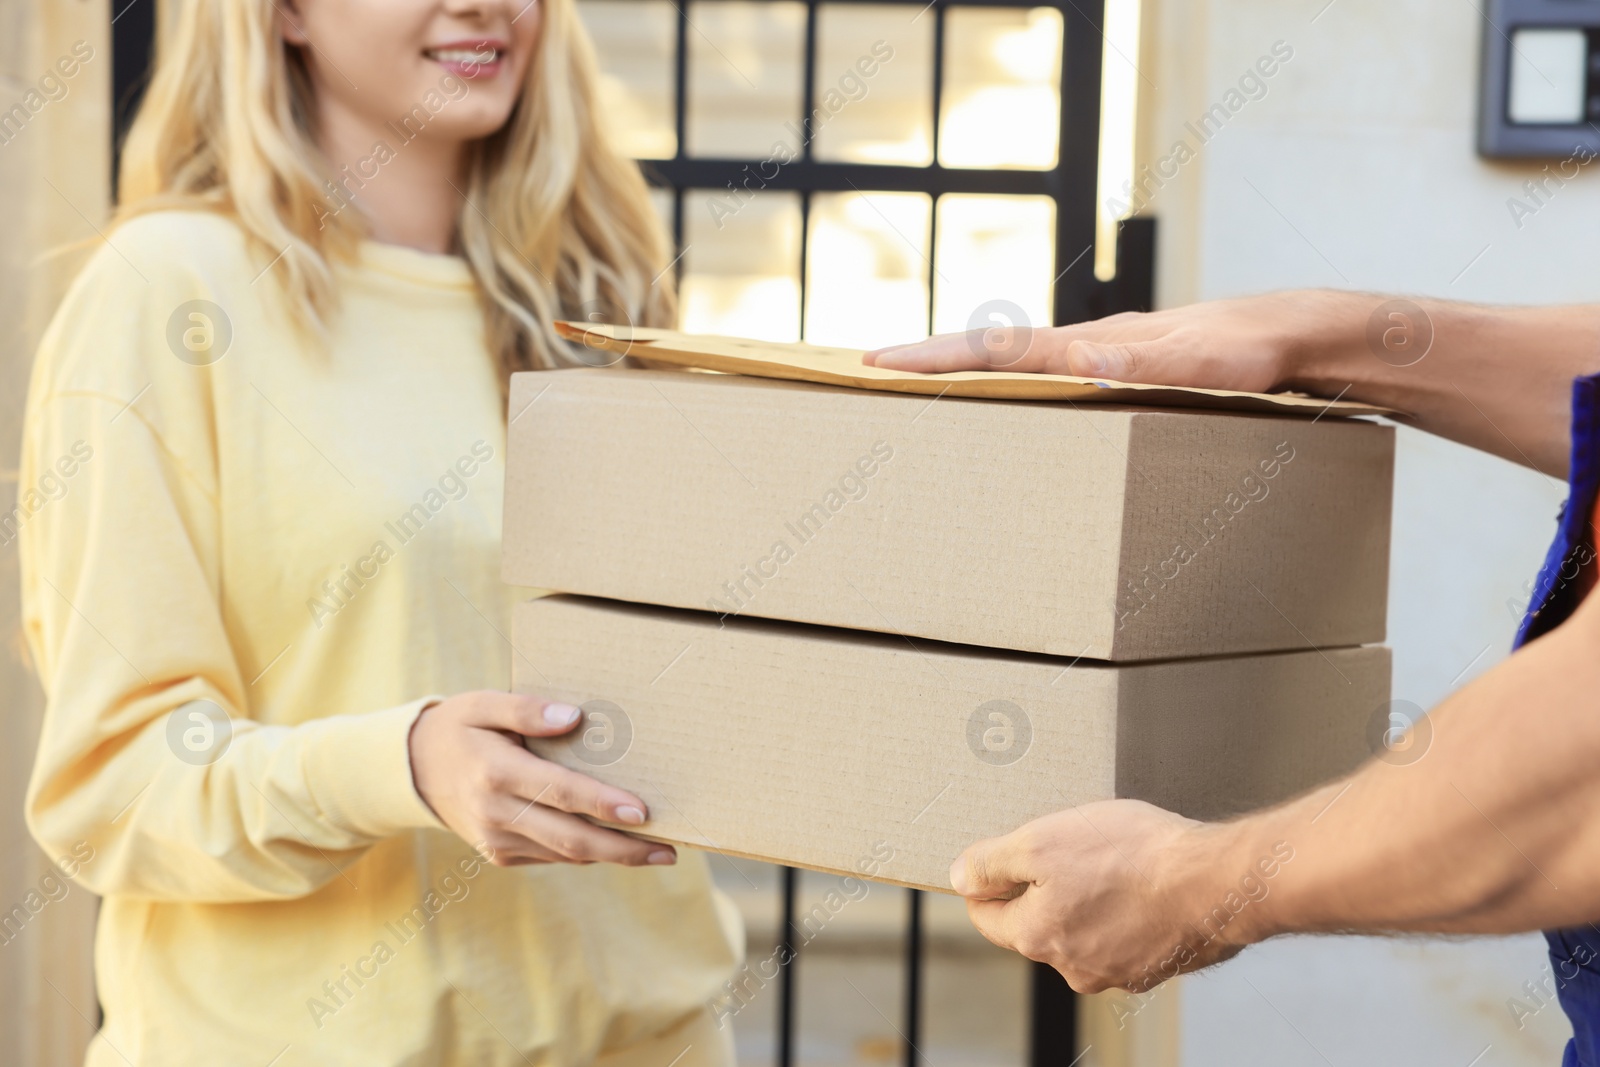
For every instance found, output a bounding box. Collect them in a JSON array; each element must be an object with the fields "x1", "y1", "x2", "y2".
[{"x1": 17, "y1": 218, "x2": 447, "y2": 904}]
